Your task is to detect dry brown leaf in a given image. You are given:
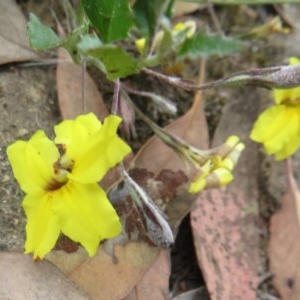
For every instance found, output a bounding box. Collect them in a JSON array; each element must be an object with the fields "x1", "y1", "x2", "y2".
[
  {"x1": 68, "y1": 242, "x2": 160, "y2": 300},
  {"x1": 173, "y1": 2, "x2": 205, "y2": 17},
  {"x1": 0, "y1": 0, "x2": 39, "y2": 64},
  {"x1": 191, "y1": 89, "x2": 260, "y2": 300},
  {"x1": 57, "y1": 48, "x2": 109, "y2": 120},
  {"x1": 0, "y1": 252, "x2": 88, "y2": 300},
  {"x1": 50, "y1": 63, "x2": 208, "y2": 299},
  {"x1": 134, "y1": 90, "x2": 209, "y2": 174},
  {"x1": 122, "y1": 63, "x2": 208, "y2": 299},
  {"x1": 124, "y1": 250, "x2": 170, "y2": 300},
  {"x1": 269, "y1": 170, "x2": 300, "y2": 300}
]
